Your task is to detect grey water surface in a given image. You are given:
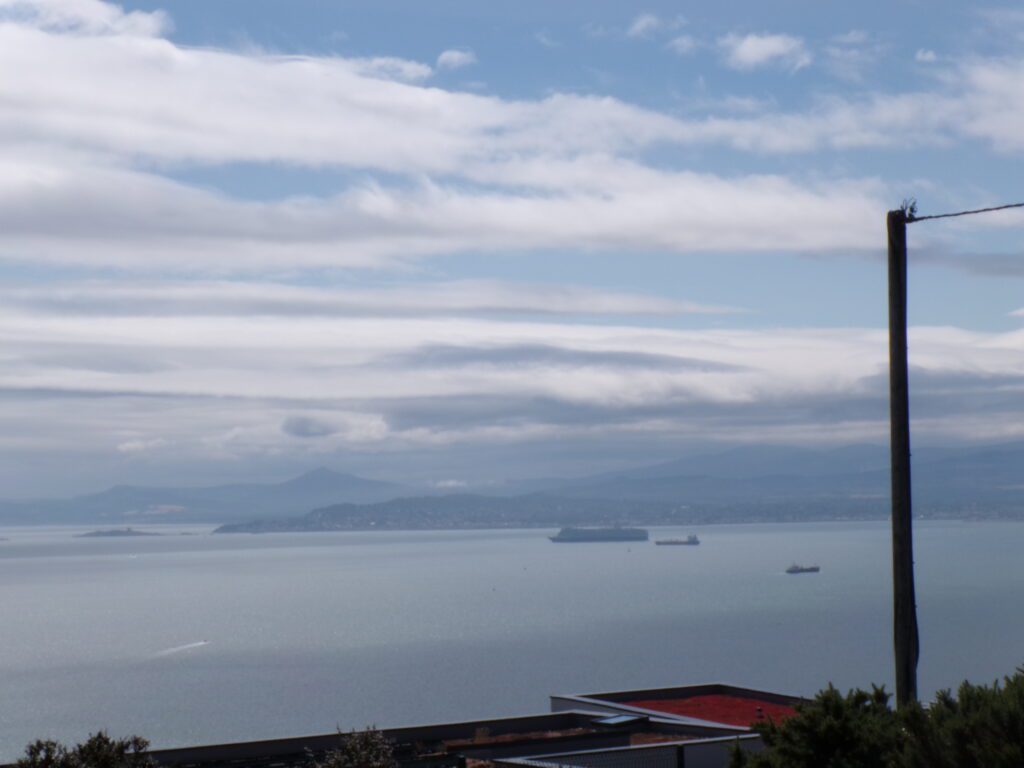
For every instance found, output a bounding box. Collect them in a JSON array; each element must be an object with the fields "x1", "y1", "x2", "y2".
[{"x1": 2, "y1": 521, "x2": 1023, "y2": 758}]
